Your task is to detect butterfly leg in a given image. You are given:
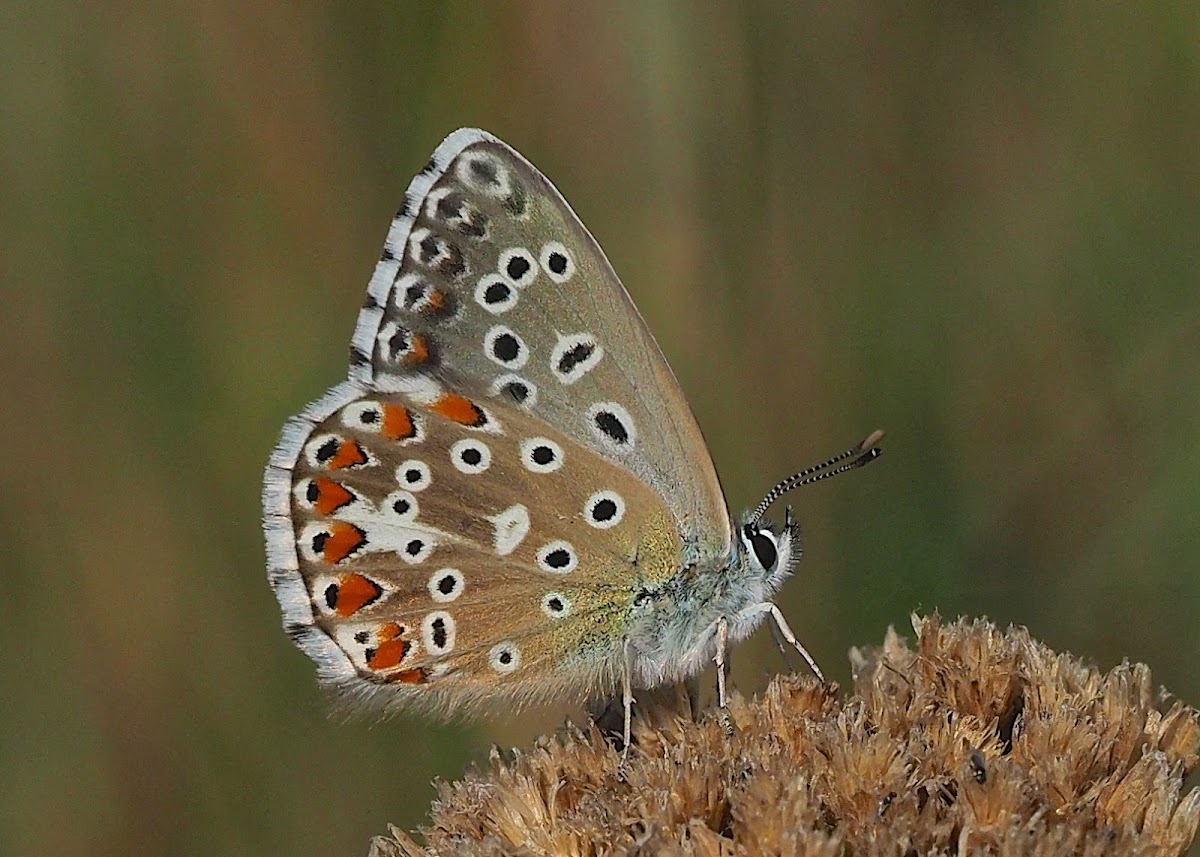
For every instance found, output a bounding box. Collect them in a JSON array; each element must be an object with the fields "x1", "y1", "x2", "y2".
[
  {"x1": 768, "y1": 618, "x2": 798, "y2": 673},
  {"x1": 714, "y1": 616, "x2": 734, "y2": 736},
  {"x1": 733, "y1": 602, "x2": 826, "y2": 683},
  {"x1": 619, "y1": 639, "x2": 635, "y2": 771}
]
